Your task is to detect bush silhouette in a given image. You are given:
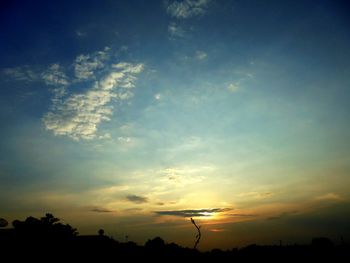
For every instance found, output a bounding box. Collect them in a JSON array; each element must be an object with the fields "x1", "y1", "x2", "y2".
[
  {"x1": 0, "y1": 218, "x2": 8, "y2": 227},
  {"x1": 311, "y1": 237, "x2": 334, "y2": 250},
  {"x1": 145, "y1": 236, "x2": 165, "y2": 249},
  {"x1": 98, "y1": 229, "x2": 104, "y2": 236},
  {"x1": 12, "y1": 213, "x2": 78, "y2": 240}
]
